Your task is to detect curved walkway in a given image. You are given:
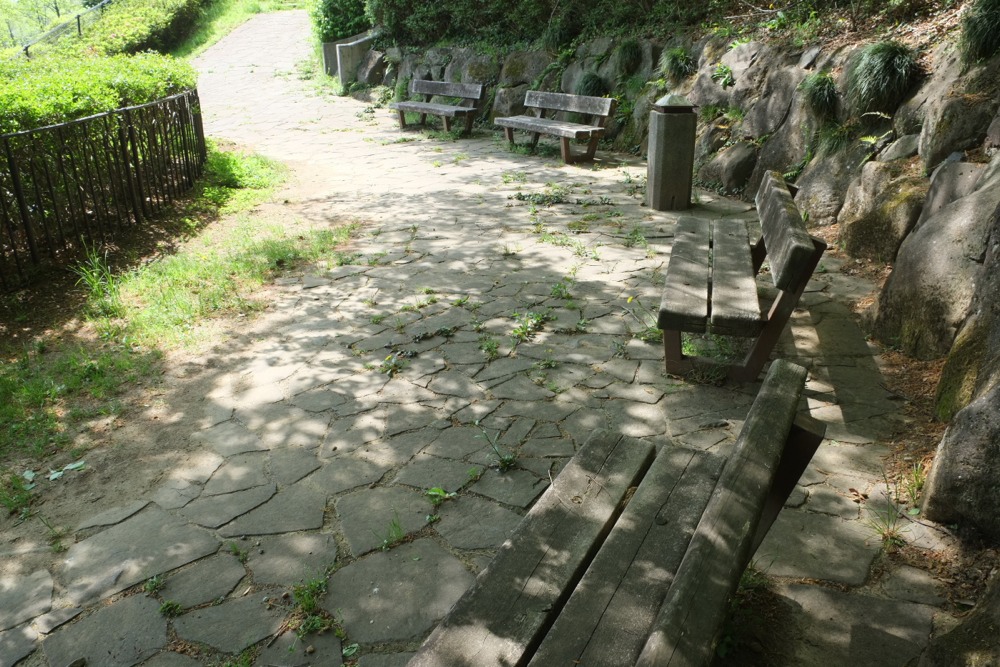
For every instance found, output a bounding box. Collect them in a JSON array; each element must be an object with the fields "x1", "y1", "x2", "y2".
[{"x1": 1, "y1": 11, "x2": 954, "y2": 666}]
